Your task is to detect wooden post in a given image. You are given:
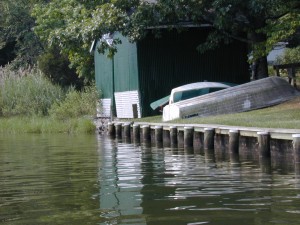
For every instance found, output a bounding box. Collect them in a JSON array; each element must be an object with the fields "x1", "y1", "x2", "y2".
[
  {"x1": 177, "y1": 130, "x2": 184, "y2": 148},
  {"x1": 164, "y1": 129, "x2": 171, "y2": 147},
  {"x1": 229, "y1": 129, "x2": 239, "y2": 154},
  {"x1": 293, "y1": 134, "x2": 300, "y2": 163},
  {"x1": 142, "y1": 125, "x2": 151, "y2": 143},
  {"x1": 123, "y1": 122, "x2": 131, "y2": 140},
  {"x1": 155, "y1": 125, "x2": 163, "y2": 147},
  {"x1": 108, "y1": 122, "x2": 115, "y2": 137},
  {"x1": 115, "y1": 123, "x2": 122, "y2": 139},
  {"x1": 133, "y1": 124, "x2": 140, "y2": 143},
  {"x1": 229, "y1": 129, "x2": 239, "y2": 163},
  {"x1": 257, "y1": 132, "x2": 270, "y2": 158},
  {"x1": 204, "y1": 128, "x2": 215, "y2": 150},
  {"x1": 132, "y1": 104, "x2": 138, "y2": 119},
  {"x1": 294, "y1": 134, "x2": 300, "y2": 179},
  {"x1": 184, "y1": 127, "x2": 194, "y2": 148},
  {"x1": 170, "y1": 126, "x2": 178, "y2": 148}
]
